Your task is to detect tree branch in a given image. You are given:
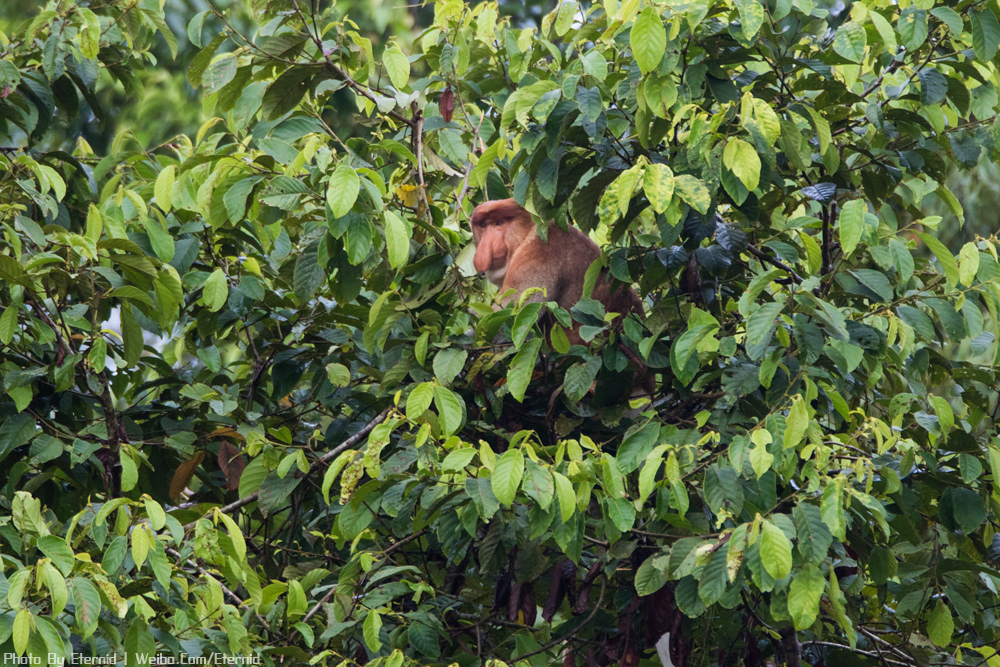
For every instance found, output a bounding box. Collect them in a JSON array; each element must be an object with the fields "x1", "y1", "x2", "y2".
[
  {"x1": 745, "y1": 244, "x2": 804, "y2": 284},
  {"x1": 182, "y1": 406, "x2": 392, "y2": 532}
]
